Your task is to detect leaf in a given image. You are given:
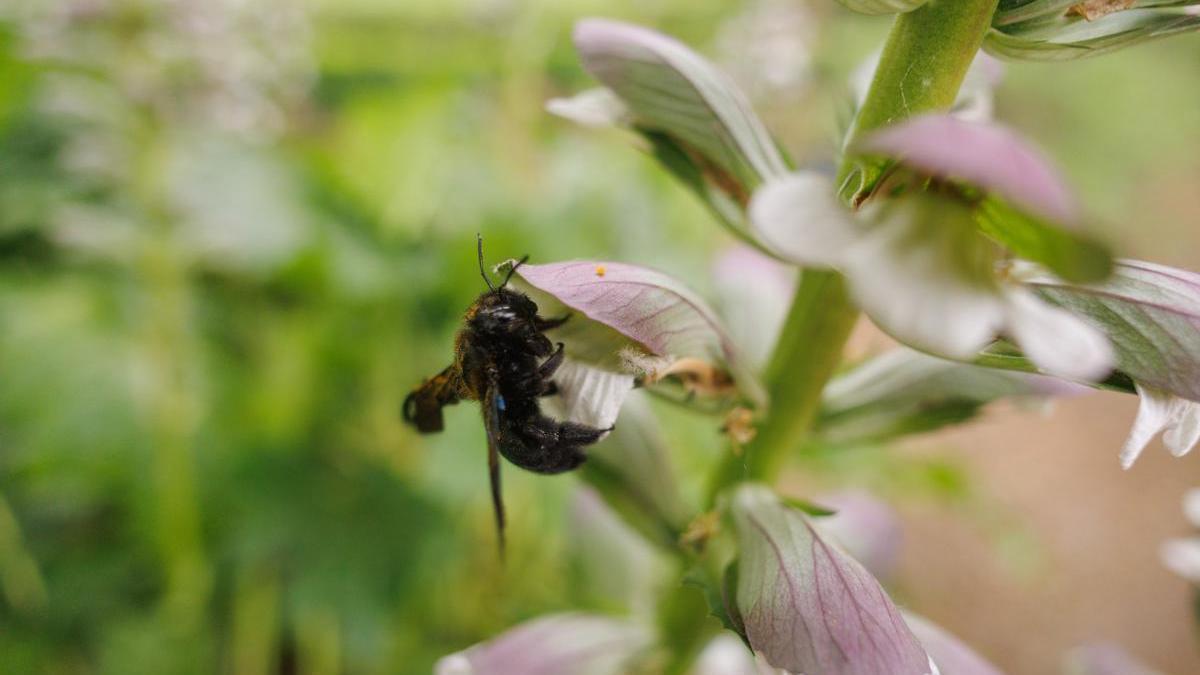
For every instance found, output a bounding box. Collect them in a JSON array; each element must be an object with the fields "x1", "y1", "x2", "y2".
[
  {"x1": 986, "y1": 8, "x2": 1200, "y2": 61},
  {"x1": 730, "y1": 485, "x2": 932, "y2": 675},
  {"x1": 566, "y1": 19, "x2": 790, "y2": 255},
  {"x1": 977, "y1": 197, "x2": 1112, "y2": 283},
  {"x1": 858, "y1": 115, "x2": 1080, "y2": 225},
  {"x1": 511, "y1": 260, "x2": 766, "y2": 406},
  {"x1": 819, "y1": 348, "x2": 1091, "y2": 444},
  {"x1": 434, "y1": 613, "x2": 653, "y2": 675},
  {"x1": 1023, "y1": 260, "x2": 1200, "y2": 402},
  {"x1": 573, "y1": 18, "x2": 788, "y2": 192},
  {"x1": 902, "y1": 612, "x2": 1004, "y2": 675},
  {"x1": 836, "y1": 0, "x2": 931, "y2": 14}
]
